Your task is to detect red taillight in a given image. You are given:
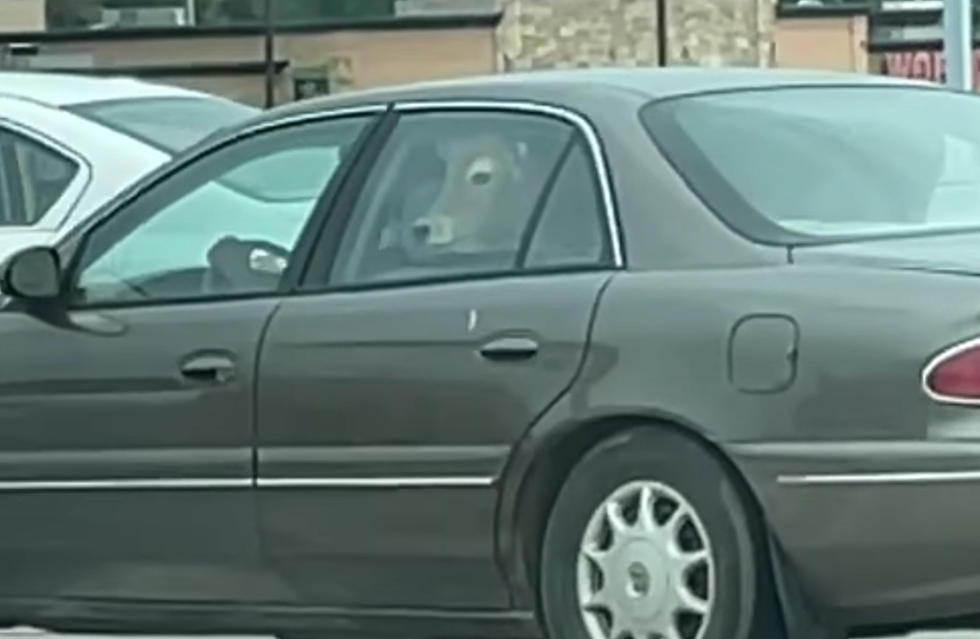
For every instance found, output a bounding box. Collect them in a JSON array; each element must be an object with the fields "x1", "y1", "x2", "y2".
[{"x1": 925, "y1": 340, "x2": 980, "y2": 401}]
